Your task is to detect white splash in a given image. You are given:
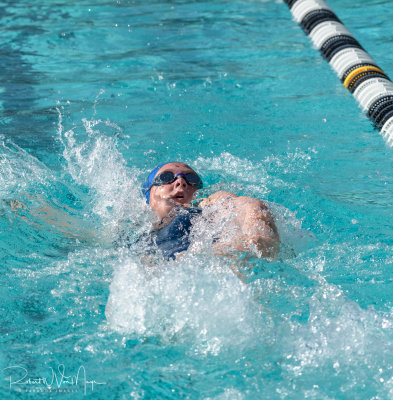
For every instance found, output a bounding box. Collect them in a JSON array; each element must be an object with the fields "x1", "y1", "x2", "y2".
[
  {"x1": 105, "y1": 253, "x2": 270, "y2": 356},
  {"x1": 56, "y1": 105, "x2": 151, "y2": 243}
]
